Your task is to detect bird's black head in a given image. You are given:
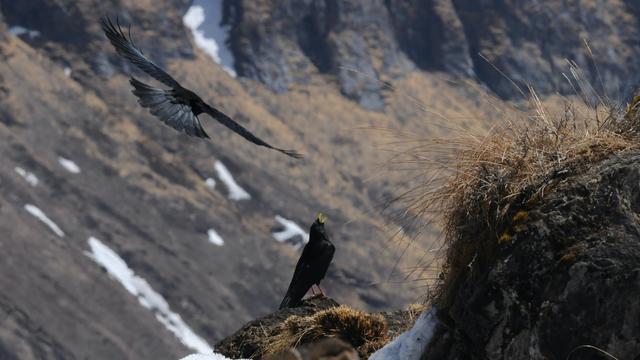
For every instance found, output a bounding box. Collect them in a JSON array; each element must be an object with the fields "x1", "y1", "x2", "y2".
[{"x1": 310, "y1": 212, "x2": 328, "y2": 237}]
